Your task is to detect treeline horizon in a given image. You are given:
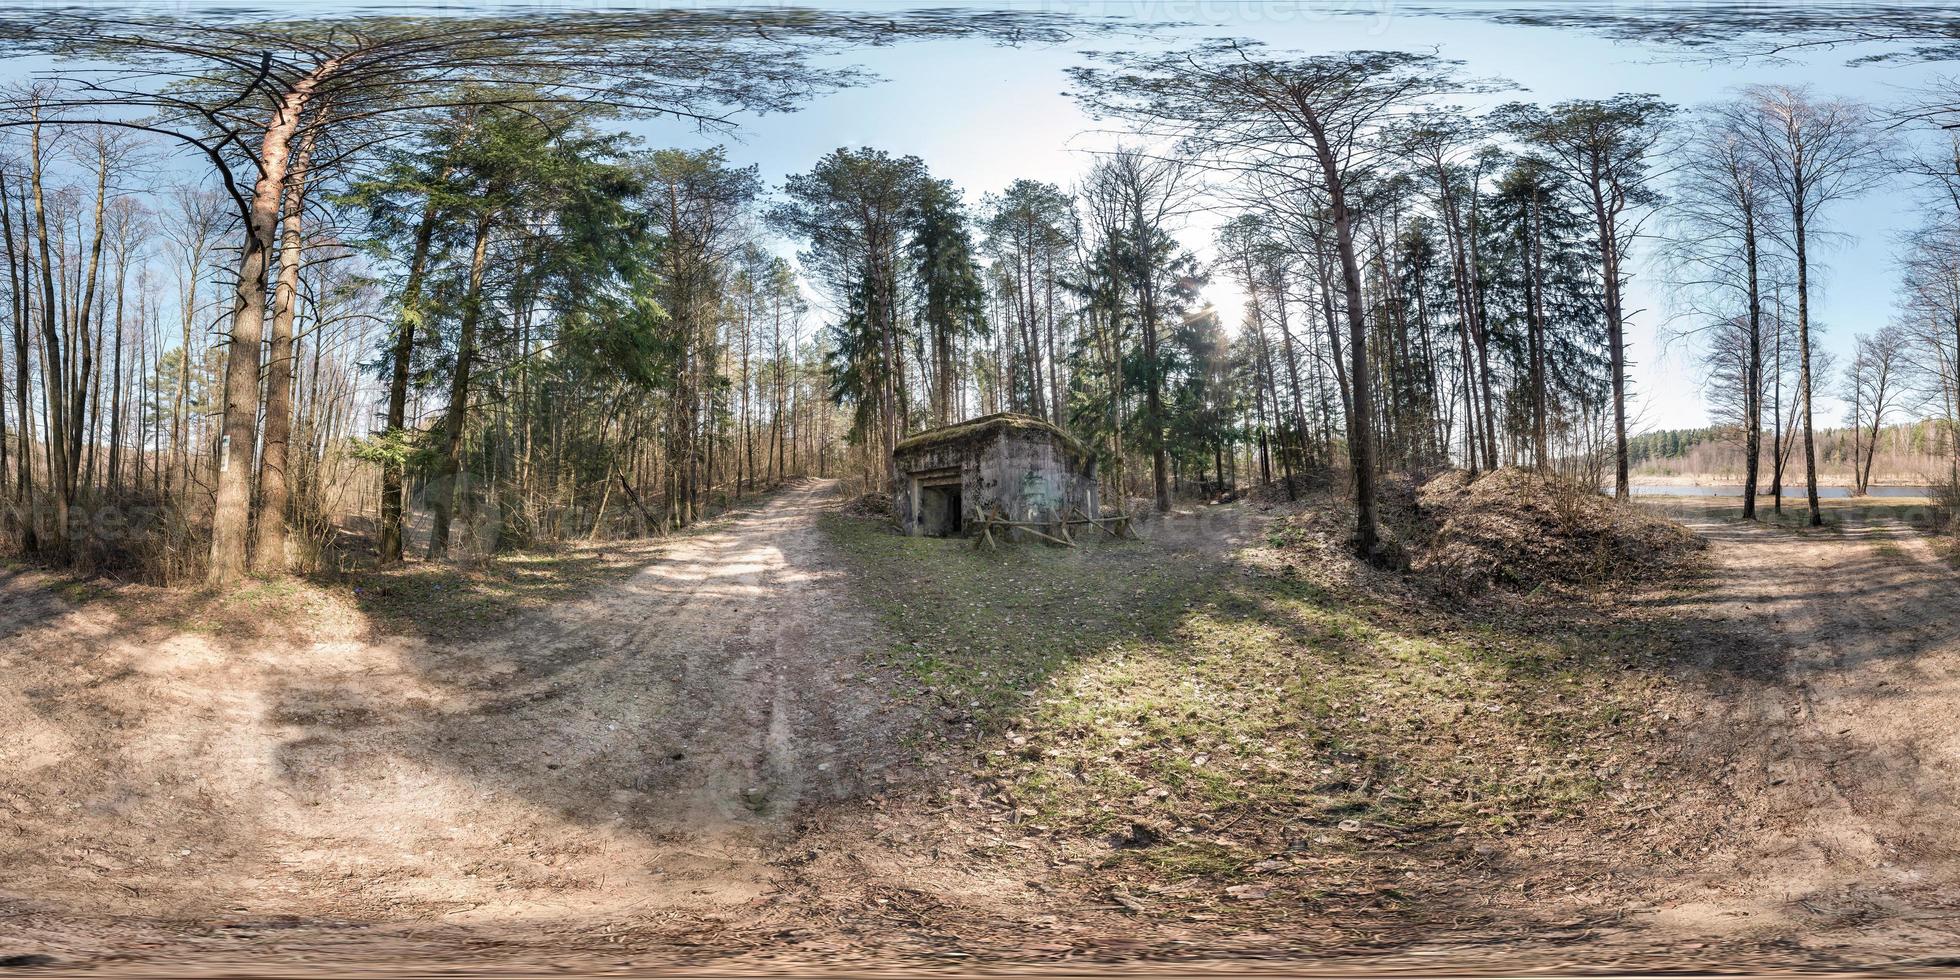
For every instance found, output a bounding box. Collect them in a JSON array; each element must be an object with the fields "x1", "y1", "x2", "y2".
[
  {"x1": 1630, "y1": 420, "x2": 1957, "y2": 488},
  {"x1": 3, "y1": 9, "x2": 1960, "y2": 584}
]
